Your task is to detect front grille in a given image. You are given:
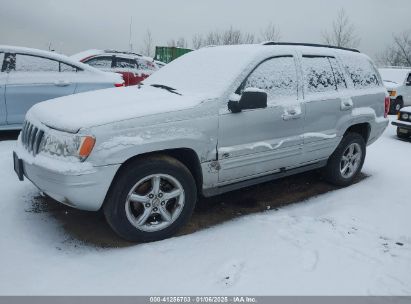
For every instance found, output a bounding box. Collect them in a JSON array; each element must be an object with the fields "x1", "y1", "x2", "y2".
[{"x1": 21, "y1": 121, "x2": 44, "y2": 156}]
